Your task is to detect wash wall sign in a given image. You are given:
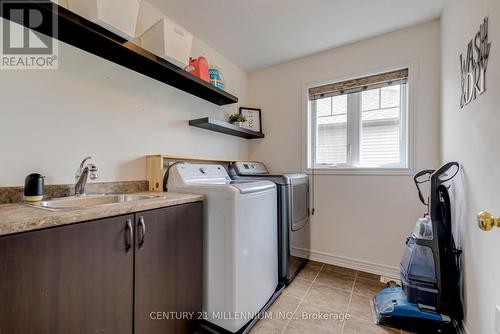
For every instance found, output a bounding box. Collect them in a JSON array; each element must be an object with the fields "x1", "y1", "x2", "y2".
[{"x1": 460, "y1": 17, "x2": 491, "y2": 108}]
